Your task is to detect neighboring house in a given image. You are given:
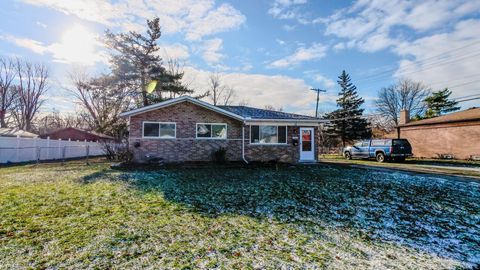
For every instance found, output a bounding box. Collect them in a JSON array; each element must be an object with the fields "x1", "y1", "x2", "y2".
[
  {"x1": 0, "y1": 128, "x2": 38, "y2": 138},
  {"x1": 119, "y1": 96, "x2": 323, "y2": 163},
  {"x1": 396, "y1": 108, "x2": 480, "y2": 159},
  {"x1": 40, "y1": 127, "x2": 115, "y2": 142}
]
